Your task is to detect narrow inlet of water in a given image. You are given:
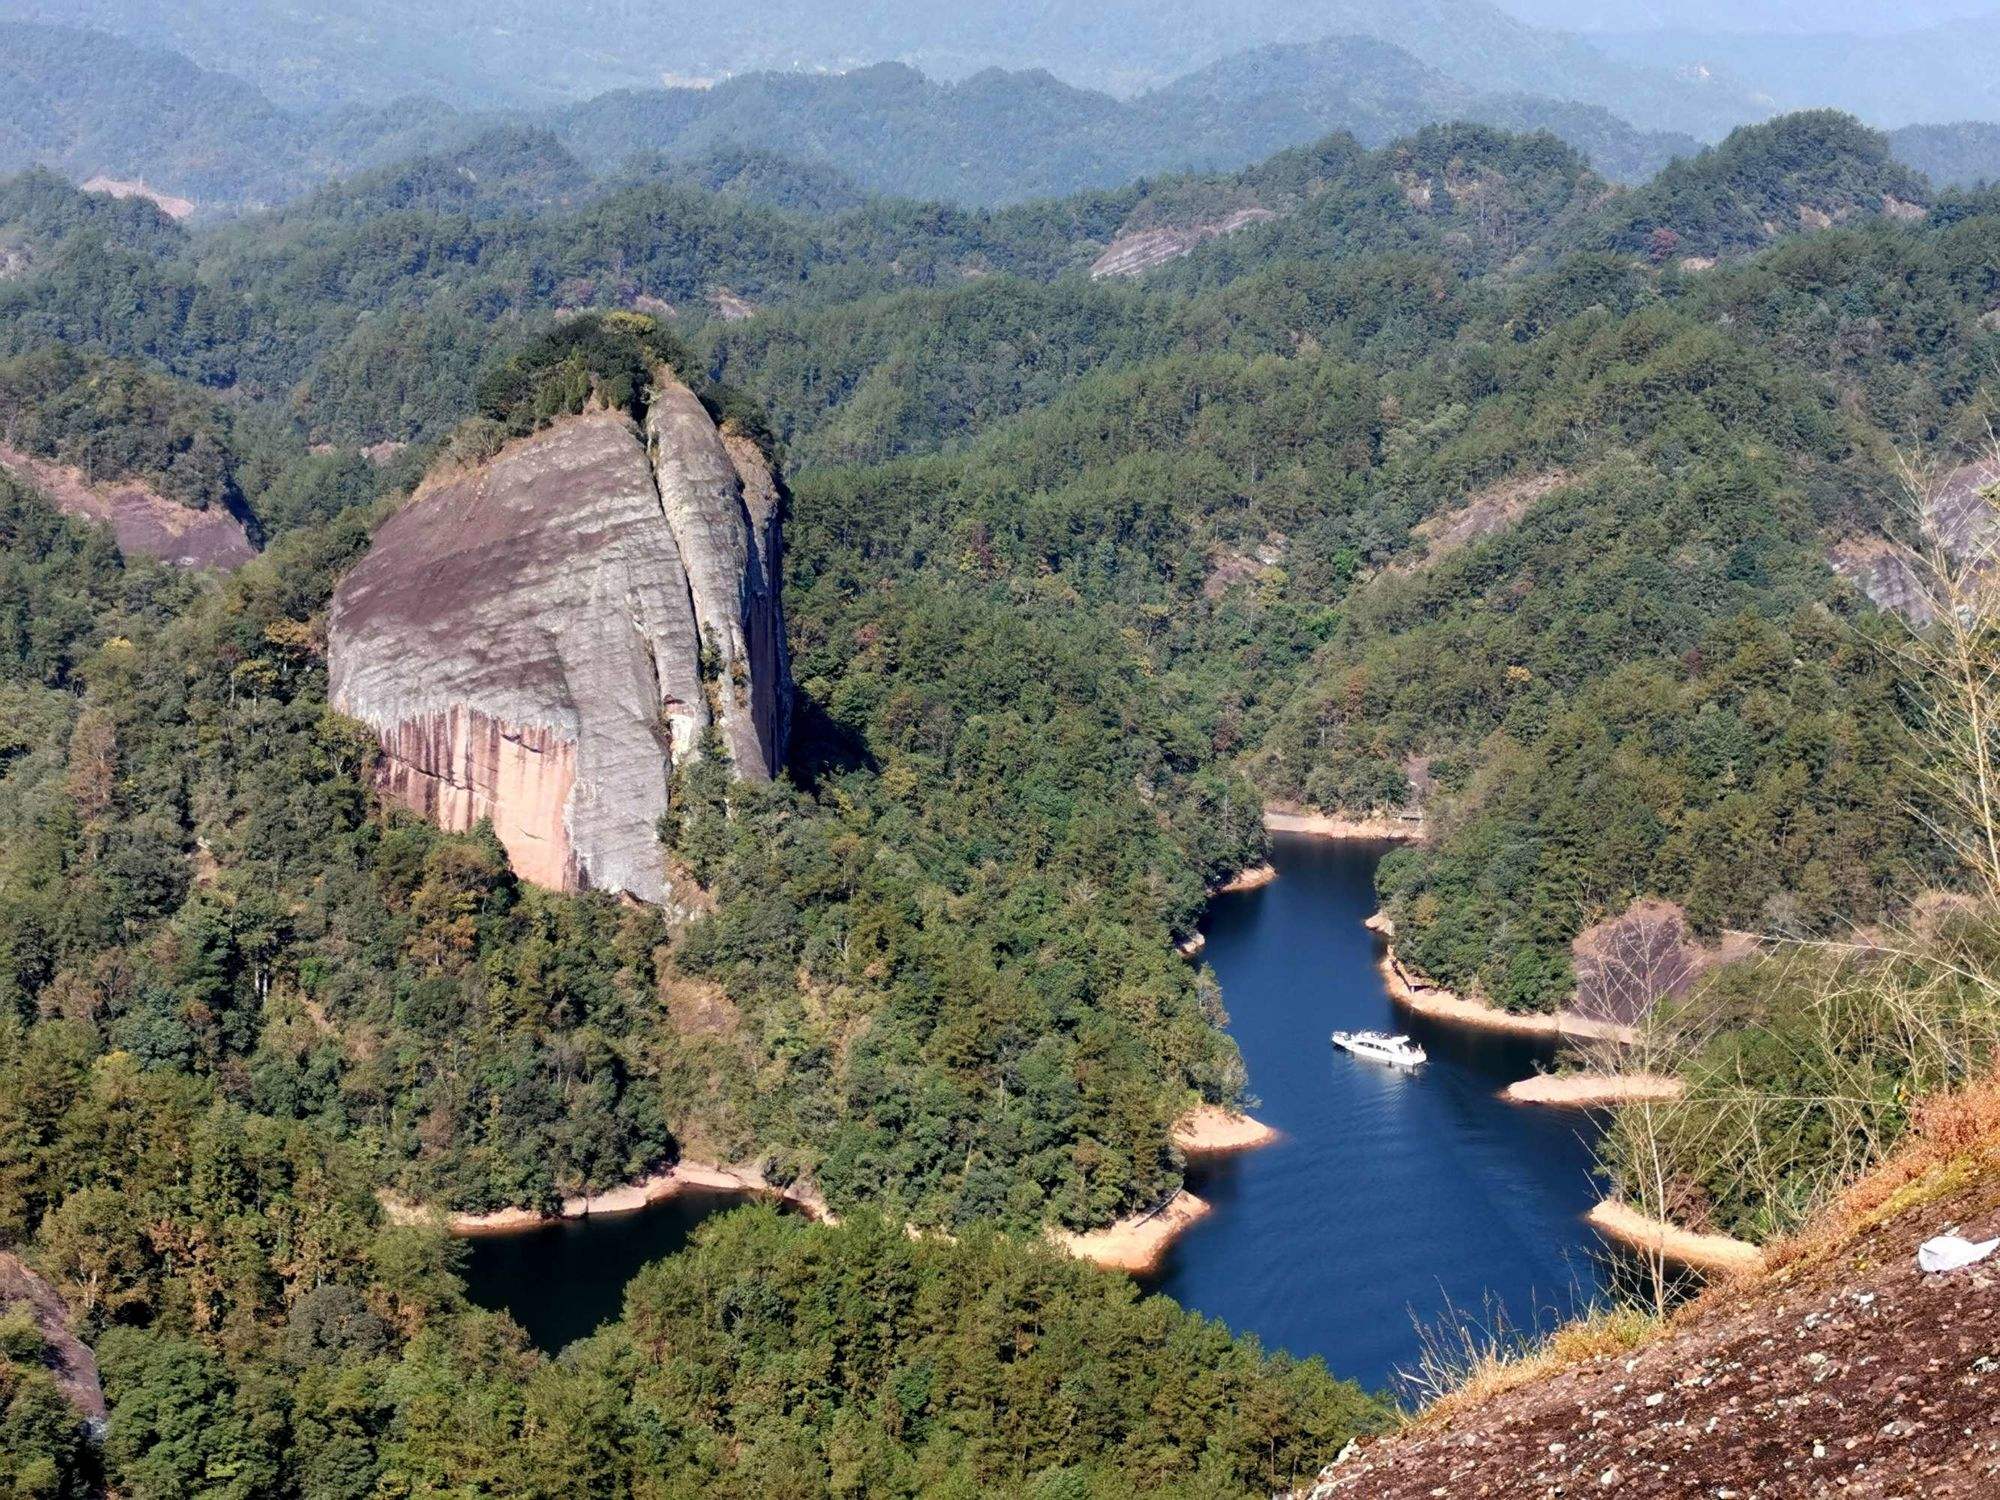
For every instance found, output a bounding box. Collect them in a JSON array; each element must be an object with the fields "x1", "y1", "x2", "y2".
[
  {"x1": 1142, "y1": 832, "x2": 1608, "y2": 1392},
  {"x1": 465, "y1": 833, "x2": 1610, "y2": 1389}
]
